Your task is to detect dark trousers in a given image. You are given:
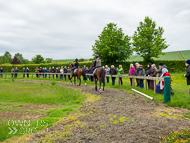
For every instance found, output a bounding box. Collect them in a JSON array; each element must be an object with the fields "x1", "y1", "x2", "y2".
[
  {"x1": 15, "y1": 74, "x2": 17, "y2": 78},
  {"x1": 106, "y1": 76, "x2": 109, "y2": 83},
  {"x1": 0, "y1": 74, "x2": 3, "y2": 77},
  {"x1": 64, "y1": 75, "x2": 66, "y2": 80},
  {"x1": 136, "y1": 78, "x2": 139, "y2": 87},
  {"x1": 68, "y1": 75, "x2": 70, "y2": 80},
  {"x1": 27, "y1": 74, "x2": 29, "y2": 78},
  {"x1": 119, "y1": 77, "x2": 123, "y2": 85},
  {"x1": 87, "y1": 75, "x2": 91, "y2": 80},
  {"x1": 139, "y1": 79, "x2": 144, "y2": 88},
  {"x1": 36, "y1": 74, "x2": 38, "y2": 78},
  {"x1": 91, "y1": 76, "x2": 93, "y2": 81},
  {"x1": 130, "y1": 78, "x2": 133, "y2": 86},
  {"x1": 11, "y1": 74, "x2": 13, "y2": 78},
  {"x1": 111, "y1": 77, "x2": 116, "y2": 85},
  {"x1": 56, "y1": 74, "x2": 58, "y2": 79}
]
